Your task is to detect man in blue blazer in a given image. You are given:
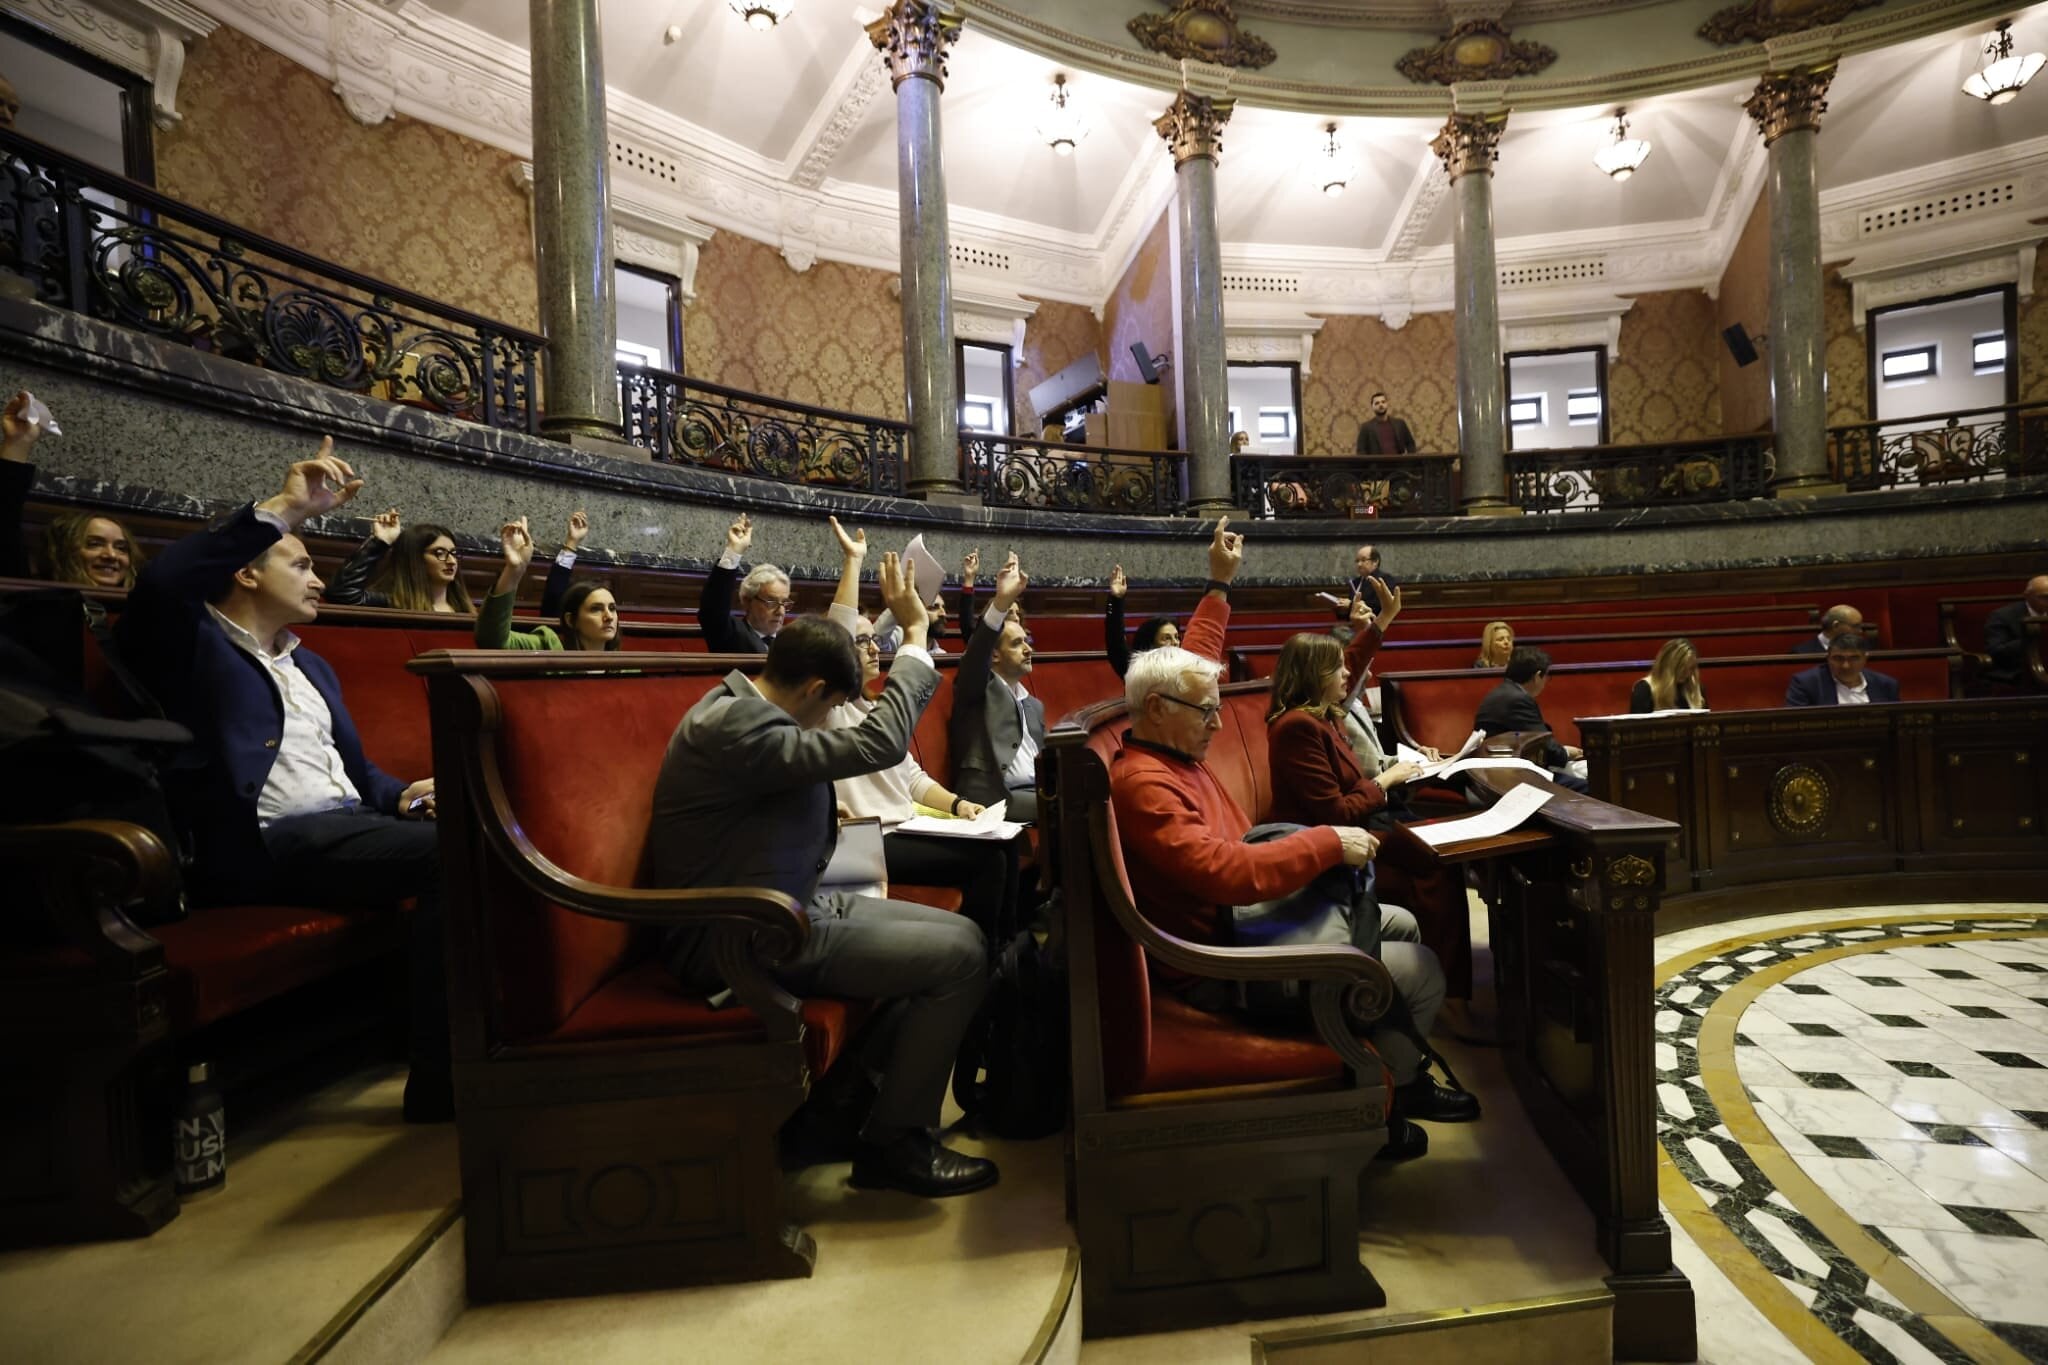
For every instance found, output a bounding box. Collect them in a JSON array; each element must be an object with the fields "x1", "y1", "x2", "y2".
[
  {"x1": 117, "y1": 443, "x2": 449, "y2": 1119},
  {"x1": 1786, "y1": 635, "x2": 1900, "y2": 707}
]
